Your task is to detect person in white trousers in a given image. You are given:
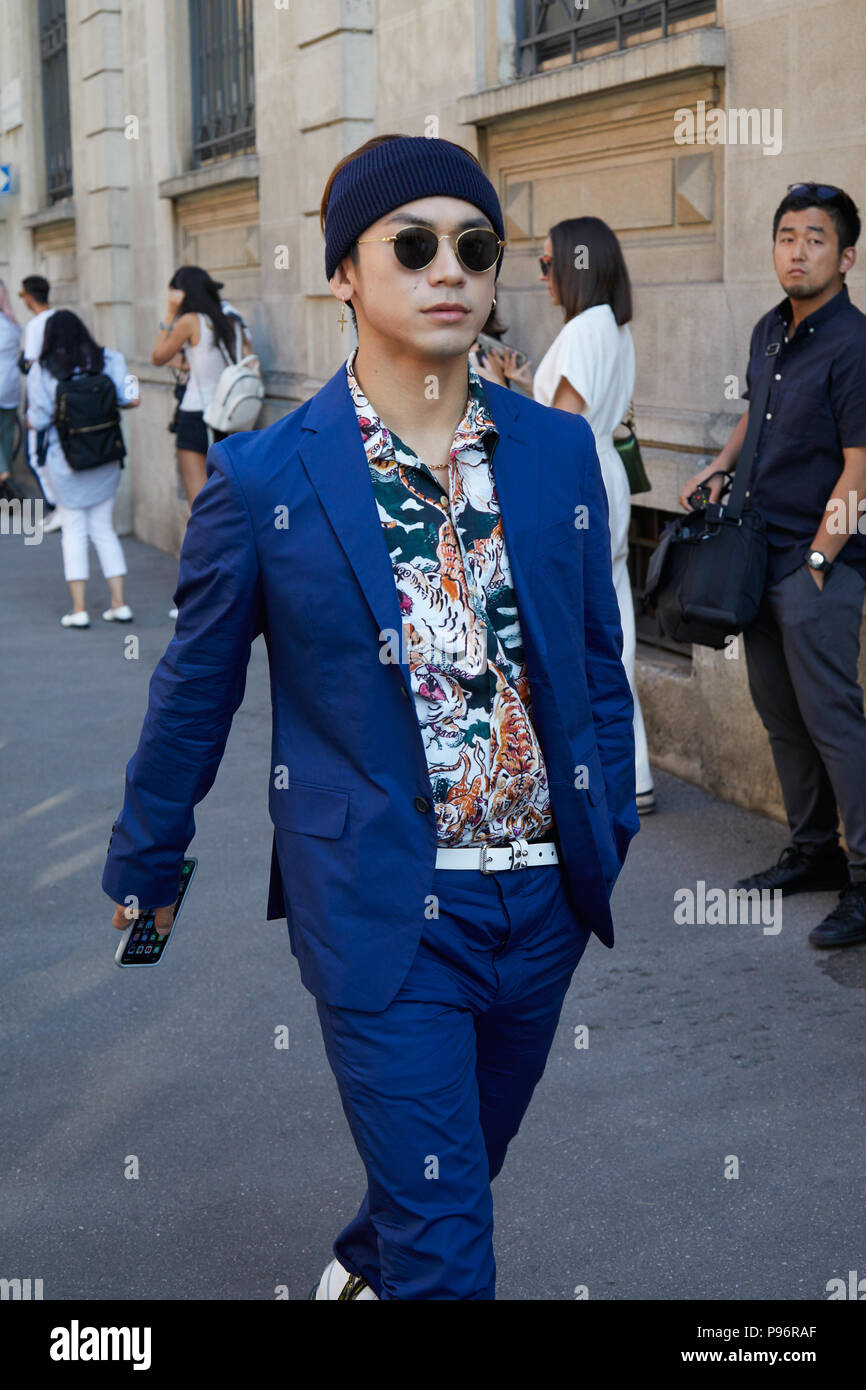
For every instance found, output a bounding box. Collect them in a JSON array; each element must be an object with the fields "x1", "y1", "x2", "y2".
[
  {"x1": 480, "y1": 217, "x2": 654, "y2": 812},
  {"x1": 26, "y1": 309, "x2": 139, "y2": 628}
]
